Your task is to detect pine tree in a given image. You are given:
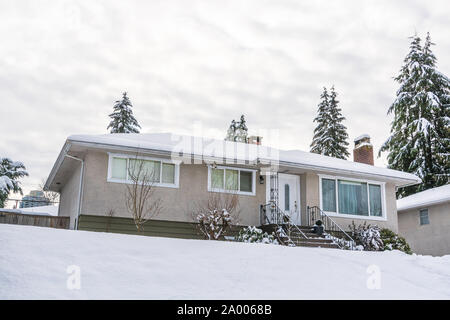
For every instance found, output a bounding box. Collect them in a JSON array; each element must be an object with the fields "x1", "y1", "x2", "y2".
[
  {"x1": 225, "y1": 119, "x2": 237, "y2": 142},
  {"x1": 380, "y1": 33, "x2": 450, "y2": 197},
  {"x1": 235, "y1": 115, "x2": 248, "y2": 143},
  {"x1": 107, "y1": 92, "x2": 141, "y2": 133},
  {"x1": 310, "y1": 86, "x2": 350, "y2": 159},
  {"x1": 0, "y1": 158, "x2": 28, "y2": 208},
  {"x1": 311, "y1": 87, "x2": 331, "y2": 155},
  {"x1": 225, "y1": 115, "x2": 248, "y2": 143}
]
